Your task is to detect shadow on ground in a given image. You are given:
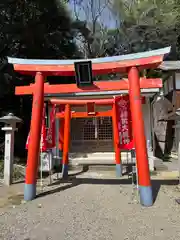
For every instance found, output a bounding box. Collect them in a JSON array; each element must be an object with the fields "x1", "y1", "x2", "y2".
[
  {"x1": 152, "y1": 179, "x2": 178, "y2": 202},
  {"x1": 37, "y1": 170, "x2": 179, "y2": 204}
]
